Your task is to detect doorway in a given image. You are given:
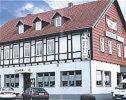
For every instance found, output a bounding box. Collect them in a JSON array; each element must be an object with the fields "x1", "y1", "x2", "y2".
[{"x1": 23, "y1": 73, "x2": 31, "y2": 91}]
